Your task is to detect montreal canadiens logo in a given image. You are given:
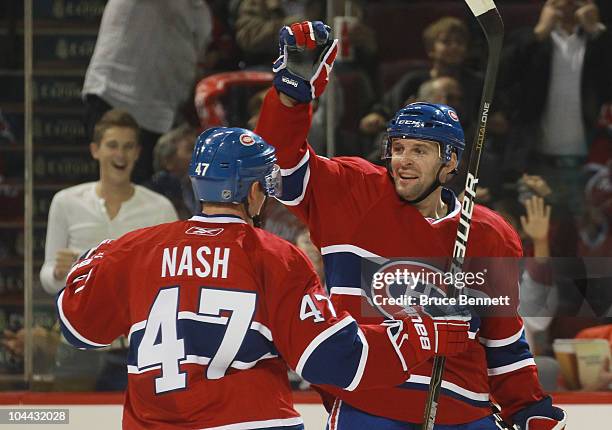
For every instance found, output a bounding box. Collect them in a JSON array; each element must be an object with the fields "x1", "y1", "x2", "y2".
[
  {"x1": 448, "y1": 110, "x2": 459, "y2": 122},
  {"x1": 370, "y1": 260, "x2": 447, "y2": 319},
  {"x1": 240, "y1": 134, "x2": 255, "y2": 146}
]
